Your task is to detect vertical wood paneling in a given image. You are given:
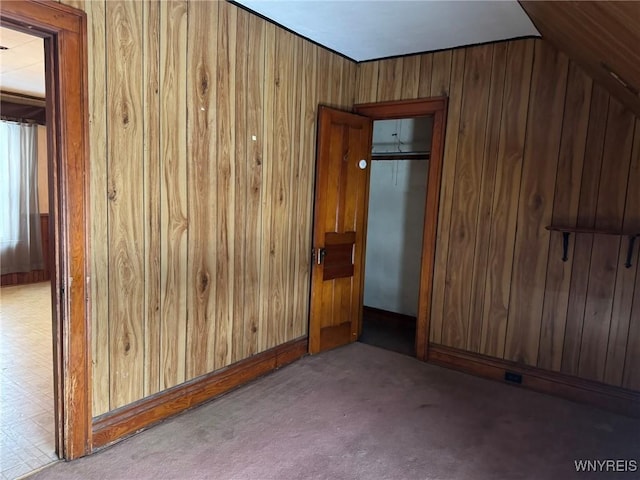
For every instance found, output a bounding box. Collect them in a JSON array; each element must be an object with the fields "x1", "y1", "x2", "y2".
[
  {"x1": 538, "y1": 63, "x2": 592, "y2": 371},
  {"x1": 292, "y1": 40, "x2": 317, "y2": 339},
  {"x1": 351, "y1": 39, "x2": 639, "y2": 387},
  {"x1": 244, "y1": 13, "x2": 265, "y2": 358},
  {"x1": 623, "y1": 127, "x2": 640, "y2": 387},
  {"x1": 354, "y1": 61, "x2": 379, "y2": 104},
  {"x1": 106, "y1": 0, "x2": 145, "y2": 409},
  {"x1": 609, "y1": 121, "x2": 640, "y2": 385},
  {"x1": 287, "y1": 35, "x2": 304, "y2": 342},
  {"x1": 267, "y1": 27, "x2": 293, "y2": 348},
  {"x1": 562, "y1": 85, "x2": 610, "y2": 375},
  {"x1": 82, "y1": 0, "x2": 109, "y2": 416},
  {"x1": 143, "y1": 0, "x2": 161, "y2": 395},
  {"x1": 480, "y1": 40, "x2": 534, "y2": 357},
  {"x1": 232, "y1": 8, "x2": 249, "y2": 364},
  {"x1": 441, "y1": 45, "x2": 493, "y2": 349},
  {"x1": 401, "y1": 55, "x2": 421, "y2": 99},
  {"x1": 578, "y1": 99, "x2": 635, "y2": 381},
  {"x1": 417, "y1": 53, "x2": 433, "y2": 98},
  {"x1": 79, "y1": 0, "x2": 358, "y2": 414},
  {"x1": 429, "y1": 49, "x2": 462, "y2": 343},
  {"x1": 377, "y1": 57, "x2": 403, "y2": 102},
  {"x1": 269, "y1": 29, "x2": 296, "y2": 347},
  {"x1": 624, "y1": 255, "x2": 640, "y2": 390},
  {"x1": 505, "y1": 42, "x2": 568, "y2": 365},
  {"x1": 159, "y1": 0, "x2": 188, "y2": 389},
  {"x1": 467, "y1": 43, "x2": 507, "y2": 353},
  {"x1": 214, "y1": 2, "x2": 236, "y2": 369},
  {"x1": 73, "y1": 4, "x2": 640, "y2": 413},
  {"x1": 185, "y1": 0, "x2": 218, "y2": 378},
  {"x1": 429, "y1": 50, "x2": 452, "y2": 97},
  {"x1": 258, "y1": 22, "x2": 276, "y2": 352}
]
